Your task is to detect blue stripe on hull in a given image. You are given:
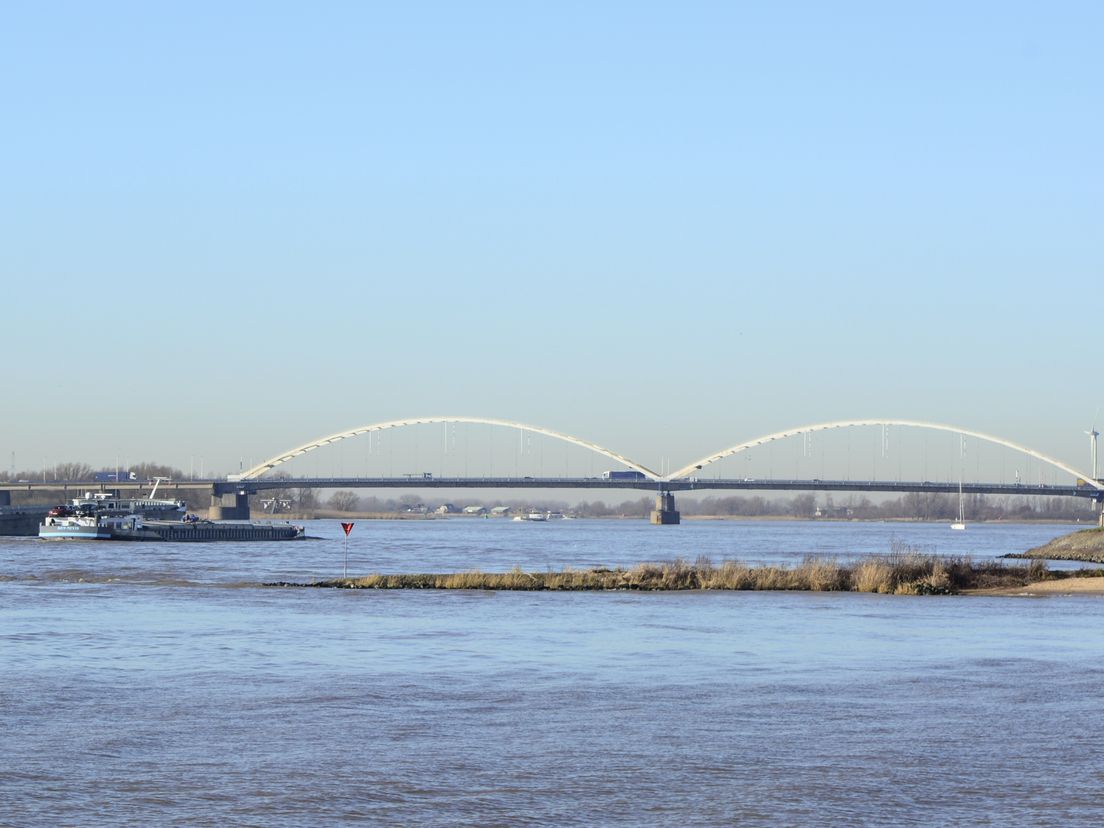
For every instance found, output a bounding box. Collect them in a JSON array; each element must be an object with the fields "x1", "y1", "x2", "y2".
[{"x1": 39, "y1": 529, "x2": 109, "y2": 540}]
